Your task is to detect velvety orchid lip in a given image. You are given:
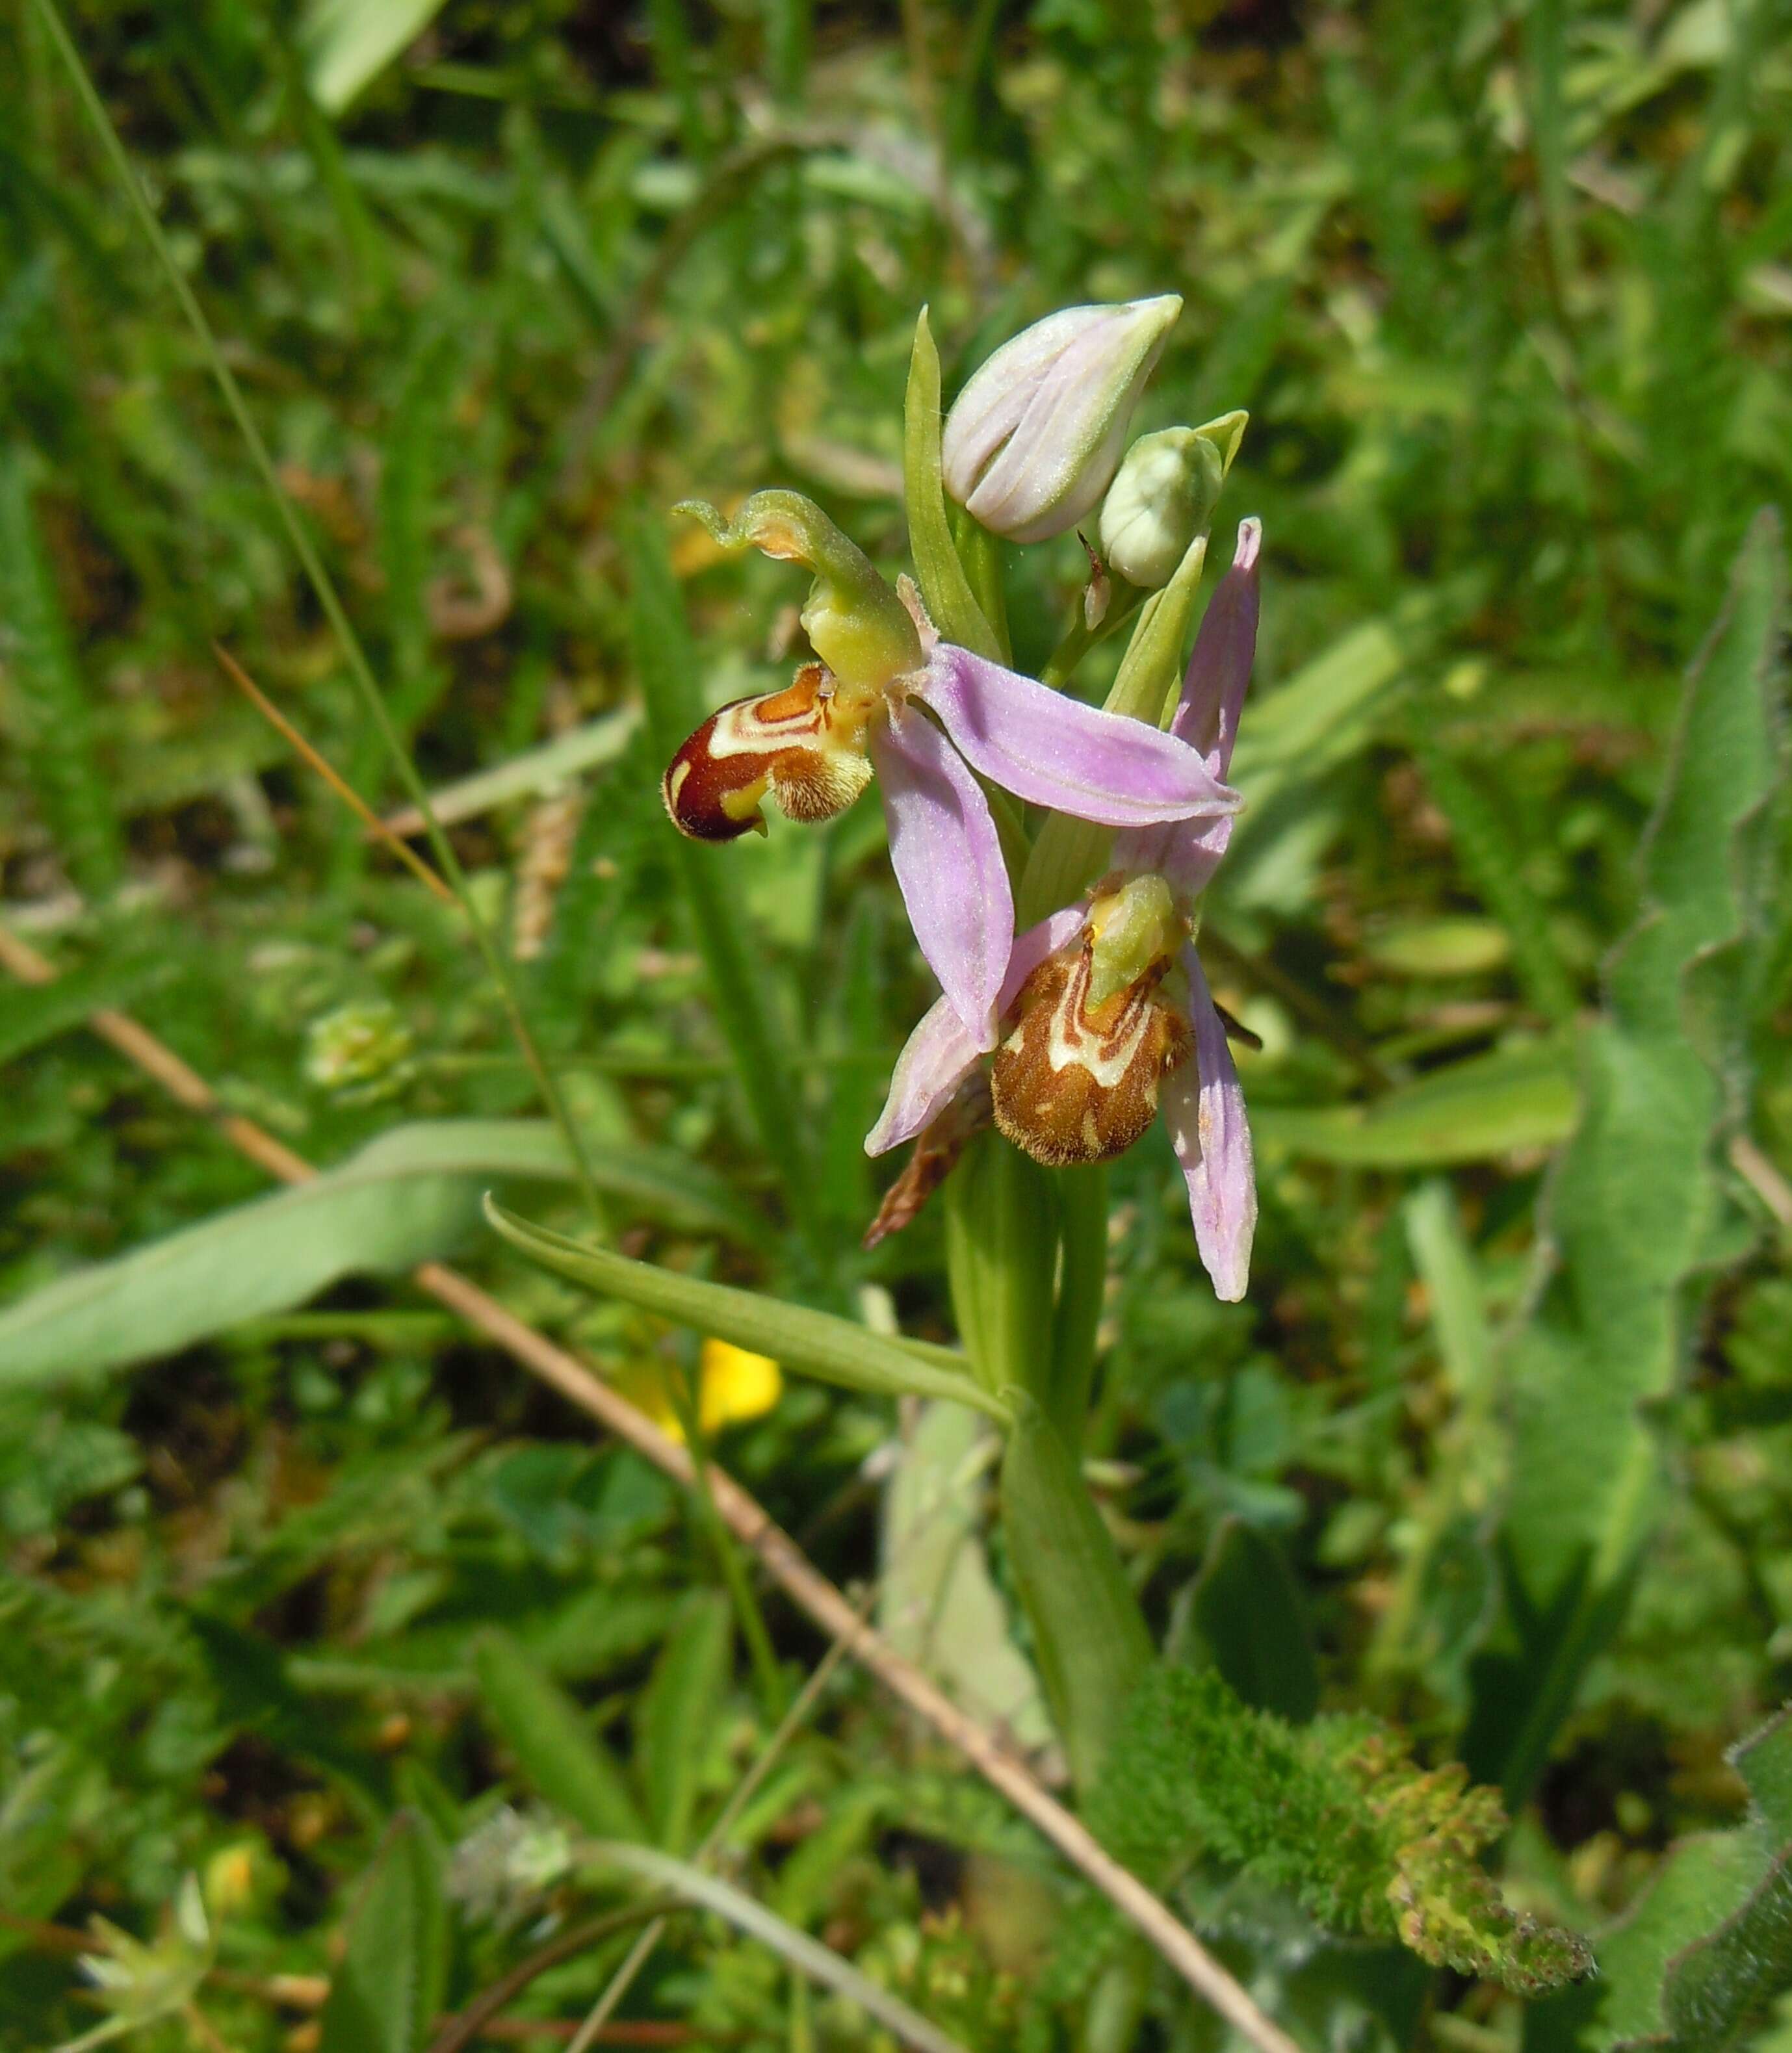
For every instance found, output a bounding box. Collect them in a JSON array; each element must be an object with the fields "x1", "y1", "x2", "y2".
[{"x1": 865, "y1": 907, "x2": 1086, "y2": 1155}]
